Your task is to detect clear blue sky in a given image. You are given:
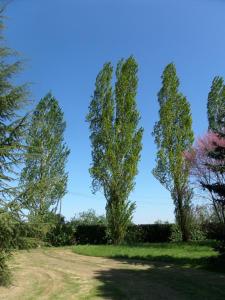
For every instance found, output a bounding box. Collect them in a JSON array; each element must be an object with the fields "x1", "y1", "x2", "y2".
[{"x1": 5, "y1": 0, "x2": 225, "y2": 223}]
